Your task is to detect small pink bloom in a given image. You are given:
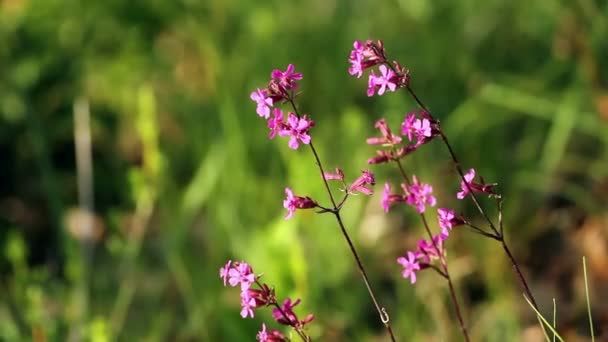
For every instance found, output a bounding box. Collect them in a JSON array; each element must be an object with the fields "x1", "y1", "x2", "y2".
[
  {"x1": 349, "y1": 170, "x2": 375, "y2": 195},
  {"x1": 374, "y1": 65, "x2": 397, "y2": 95},
  {"x1": 457, "y1": 168, "x2": 496, "y2": 199},
  {"x1": 283, "y1": 187, "x2": 318, "y2": 220},
  {"x1": 279, "y1": 113, "x2": 314, "y2": 149},
  {"x1": 257, "y1": 323, "x2": 287, "y2": 342},
  {"x1": 271, "y1": 64, "x2": 302, "y2": 90},
  {"x1": 397, "y1": 251, "x2": 421, "y2": 284},
  {"x1": 272, "y1": 298, "x2": 314, "y2": 327},
  {"x1": 324, "y1": 168, "x2": 345, "y2": 181},
  {"x1": 366, "y1": 70, "x2": 377, "y2": 97},
  {"x1": 219, "y1": 260, "x2": 232, "y2": 286},
  {"x1": 250, "y1": 88, "x2": 273, "y2": 118},
  {"x1": 405, "y1": 176, "x2": 437, "y2": 213},
  {"x1": 268, "y1": 108, "x2": 285, "y2": 139},
  {"x1": 228, "y1": 261, "x2": 255, "y2": 290},
  {"x1": 366, "y1": 118, "x2": 402, "y2": 145},
  {"x1": 401, "y1": 113, "x2": 417, "y2": 141},
  {"x1": 240, "y1": 291, "x2": 257, "y2": 318}
]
